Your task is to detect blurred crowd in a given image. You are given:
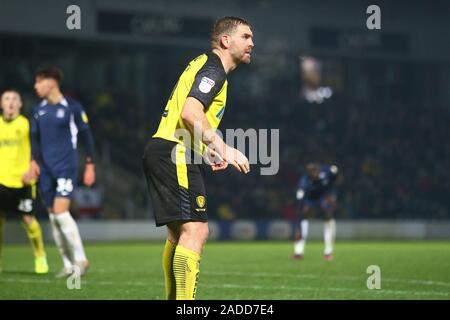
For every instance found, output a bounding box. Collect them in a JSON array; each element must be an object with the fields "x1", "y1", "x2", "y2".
[{"x1": 85, "y1": 87, "x2": 450, "y2": 220}]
